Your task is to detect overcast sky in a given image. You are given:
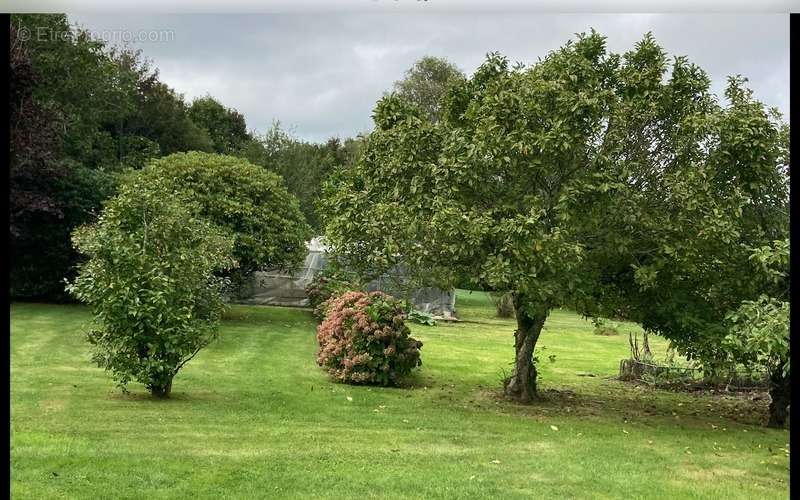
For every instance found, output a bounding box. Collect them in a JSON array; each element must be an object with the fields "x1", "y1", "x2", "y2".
[{"x1": 70, "y1": 14, "x2": 789, "y2": 143}]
